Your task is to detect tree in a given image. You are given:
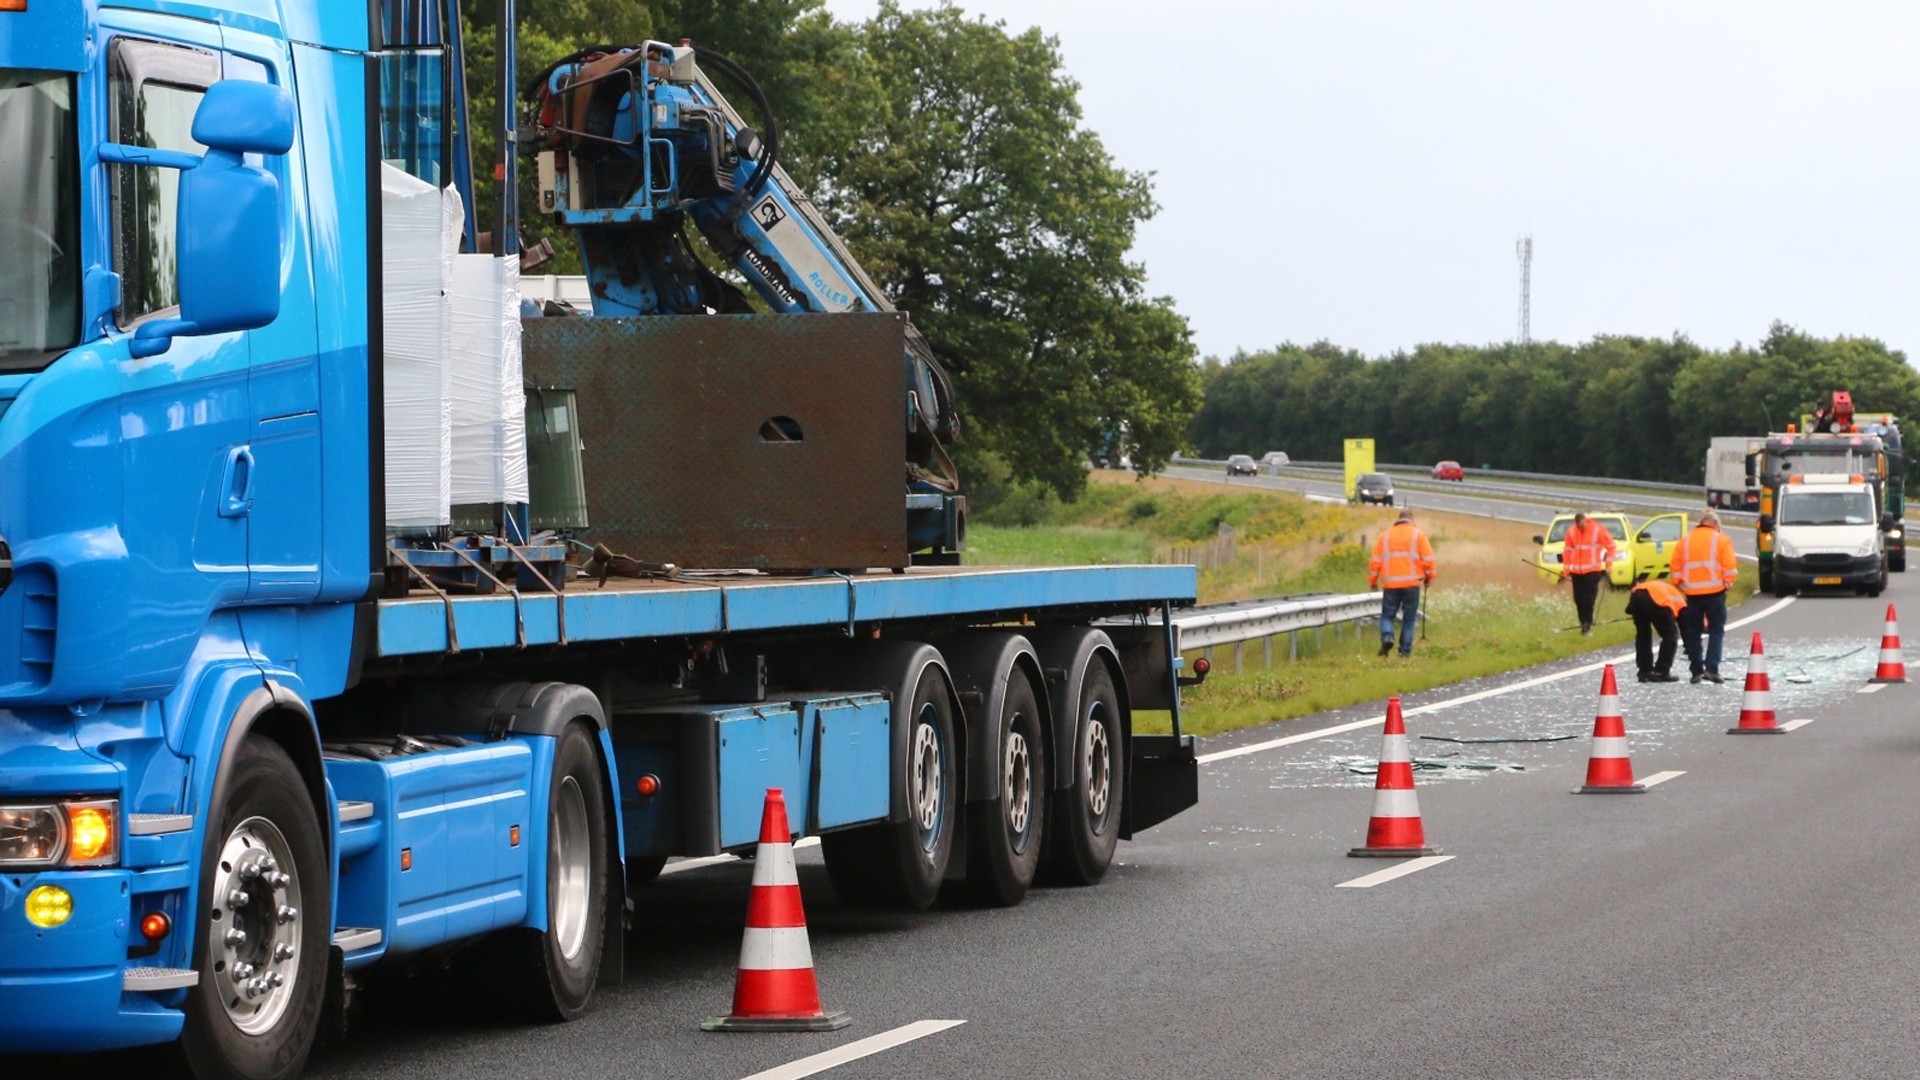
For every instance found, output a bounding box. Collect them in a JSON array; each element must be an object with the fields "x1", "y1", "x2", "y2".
[{"x1": 800, "y1": 2, "x2": 1200, "y2": 497}]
